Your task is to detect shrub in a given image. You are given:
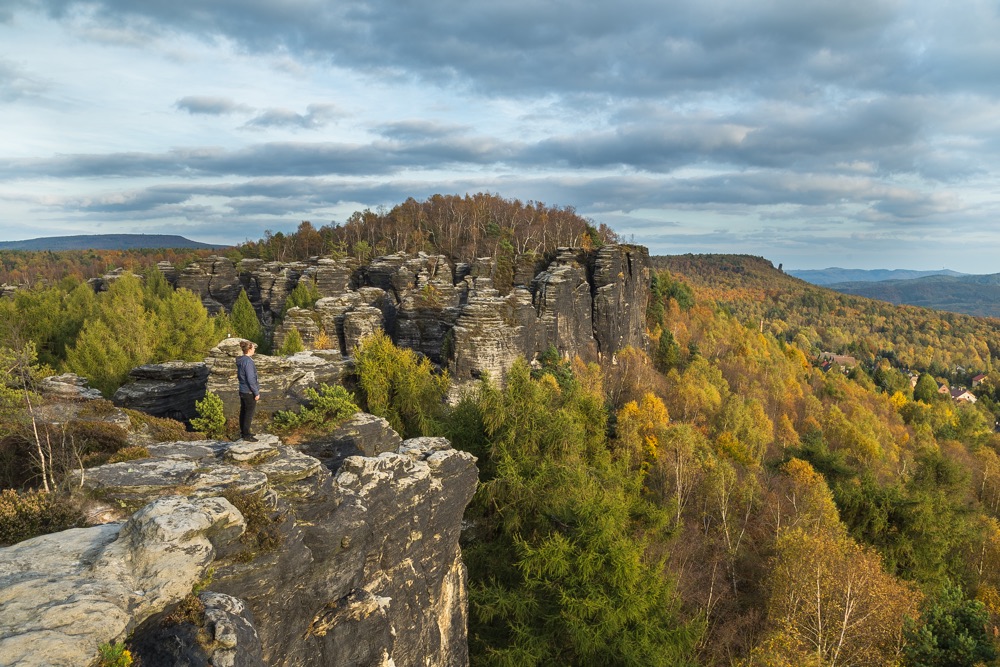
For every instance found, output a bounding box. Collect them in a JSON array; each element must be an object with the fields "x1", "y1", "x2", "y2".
[
  {"x1": 313, "y1": 329, "x2": 334, "y2": 351},
  {"x1": 354, "y1": 330, "x2": 449, "y2": 438},
  {"x1": 123, "y1": 409, "x2": 203, "y2": 442},
  {"x1": 0, "y1": 488, "x2": 84, "y2": 546},
  {"x1": 282, "y1": 278, "x2": 321, "y2": 315},
  {"x1": 69, "y1": 420, "x2": 129, "y2": 456},
  {"x1": 107, "y1": 446, "x2": 149, "y2": 464},
  {"x1": 190, "y1": 392, "x2": 226, "y2": 439},
  {"x1": 272, "y1": 383, "x2": 359, "y2": 432},
  {"x1": 278, "y1": 326, "x2": 305, "y2": 355},
  {"x1": 96, "y1": 642, "x2": 133, "y2": 667},
  {"x1": 163, "y1": 593, "x2": 206, "y2": 627},
  {"x1": 222, "y1": 488, "x2": 284, "y2": 562}
]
